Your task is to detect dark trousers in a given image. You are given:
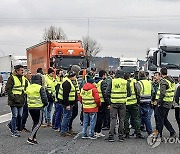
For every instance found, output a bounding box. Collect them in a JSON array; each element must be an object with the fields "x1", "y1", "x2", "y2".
[
  {"x1": 22, "y1": 103, "x2": 29, "y2": 129},
  {"x1": 54, "y1": 103, "x2": 63, "y2": 129},
  {"x1": 156, "y1": 106, "x2": 175, "y2": 137},
  {"x1": 109, "y1": 103, "x2": 126, "y2": 137},
  {"x1": 95, "y1": 103, "x2": 106, "y2": 133},
  {"x1": 69, "y1": 102, "x2": 78, "y2": 130},
  {"x1": 103, "y1": 107, "x2": 110, "y2": 128},
  {"x1": 175, "y1": 107, "x2": 180, "y2": 136},
  {"x1": 124, "y1": 104, "x2": 141, "y2": 135},
  {"x1": 29, "y1": 109, "x2": 43, "y2": 139}
]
